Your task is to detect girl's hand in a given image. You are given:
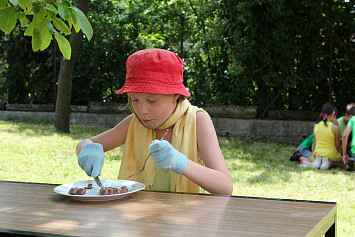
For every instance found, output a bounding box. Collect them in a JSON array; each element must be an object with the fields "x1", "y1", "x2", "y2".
[
  {"x1": 149, "y1": 140, "x2": 187, "y2": 174},
  {"x1": 343, "y1": 154, "x2": 349, "y2": 165},
  {"x1": 78, "y1": 143, "x2": 104, "y2": 177}
]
